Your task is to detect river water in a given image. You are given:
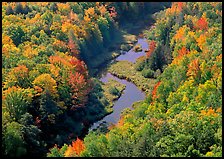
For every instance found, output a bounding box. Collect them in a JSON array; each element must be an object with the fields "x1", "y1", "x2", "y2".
[{"x1": 89, "y1": 38, "x2": 148, "y2": 131}]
